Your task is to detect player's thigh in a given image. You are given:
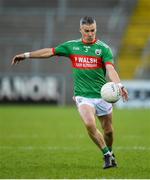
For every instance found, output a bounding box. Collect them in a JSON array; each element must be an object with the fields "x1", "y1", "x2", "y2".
[
  {"x1": 98, "y1": 113, "x2": 113, "y2": 132},
  {"x1": 78, "y1": 104, "x2": 96, "y2": 127}
]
